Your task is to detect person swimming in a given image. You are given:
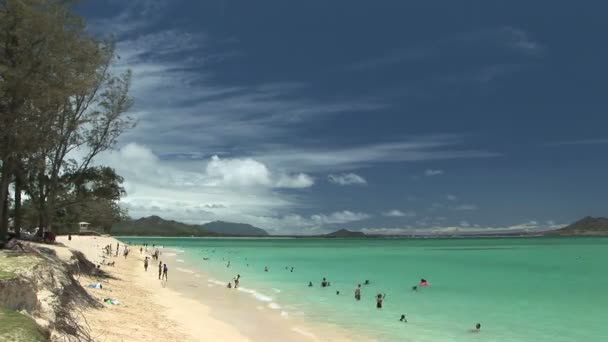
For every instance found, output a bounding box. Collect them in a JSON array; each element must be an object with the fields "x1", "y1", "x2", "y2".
[
  {"x1": 321, "y1": 277, "x2": 328, "y2": 287},
  {"x1": 264, "y1": 266, "x2": 269, "y2": 272},
  {"x1": 364, "y1": 280, "x2": 370, "y2": 285},
  {"x1": 412, "y1": 285, "x2": 418, "y2": 292},
  {"x1": 336, "y1": 291, "x2": 340, "y2": 295},
  {"x1": 354, "y1": 284, "x2": 361, "y2": 300},
  {"x1": 469, "y1": 323, "x2": 481, "y2": 333},
  {"x1": 420, "y1": 278, "x2": 429, "y2": 287},
  {"x1": 308, "y1": 281, "x2": 313, "y2": 287},
  {"x1": 290, "y1": 267, "x2": 294, "y2": 272},
  {"x1": 400, "y1": 314, "x2": 407, "y2": 322}
]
